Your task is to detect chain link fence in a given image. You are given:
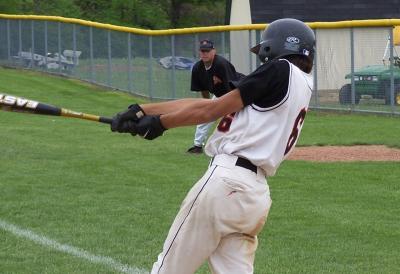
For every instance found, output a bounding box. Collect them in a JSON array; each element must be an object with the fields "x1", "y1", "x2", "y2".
[{"x1": 0, "y1": 16, "x2": 399, "y2": 115}]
